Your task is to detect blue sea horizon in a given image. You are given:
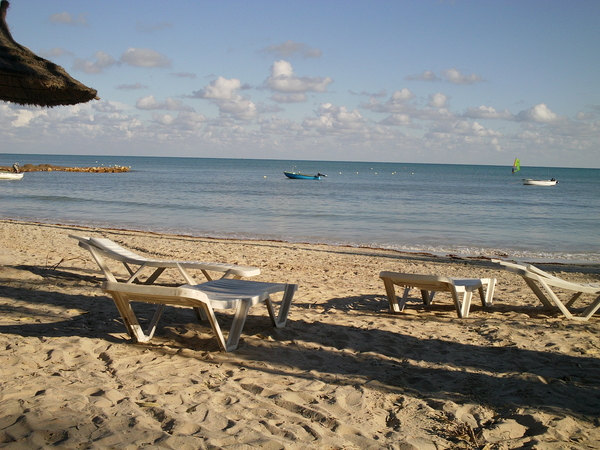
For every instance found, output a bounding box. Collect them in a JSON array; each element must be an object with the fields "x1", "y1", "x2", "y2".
[{"x1": 1, "y1": 153, "x2": 599, "y2": 264}]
